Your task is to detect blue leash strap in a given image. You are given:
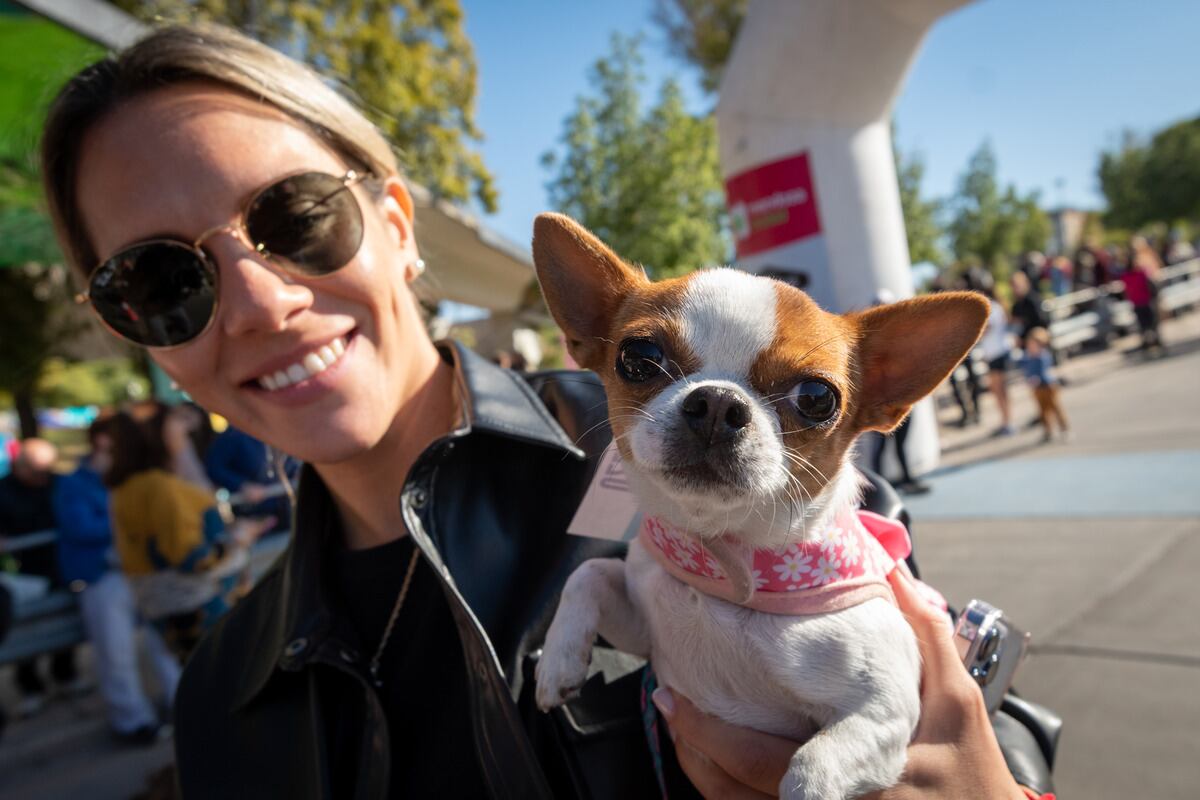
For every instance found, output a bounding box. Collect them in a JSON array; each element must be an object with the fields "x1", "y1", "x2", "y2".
[{"x1": 640, "y1": 666, "x2": 669, "y2": 799}]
